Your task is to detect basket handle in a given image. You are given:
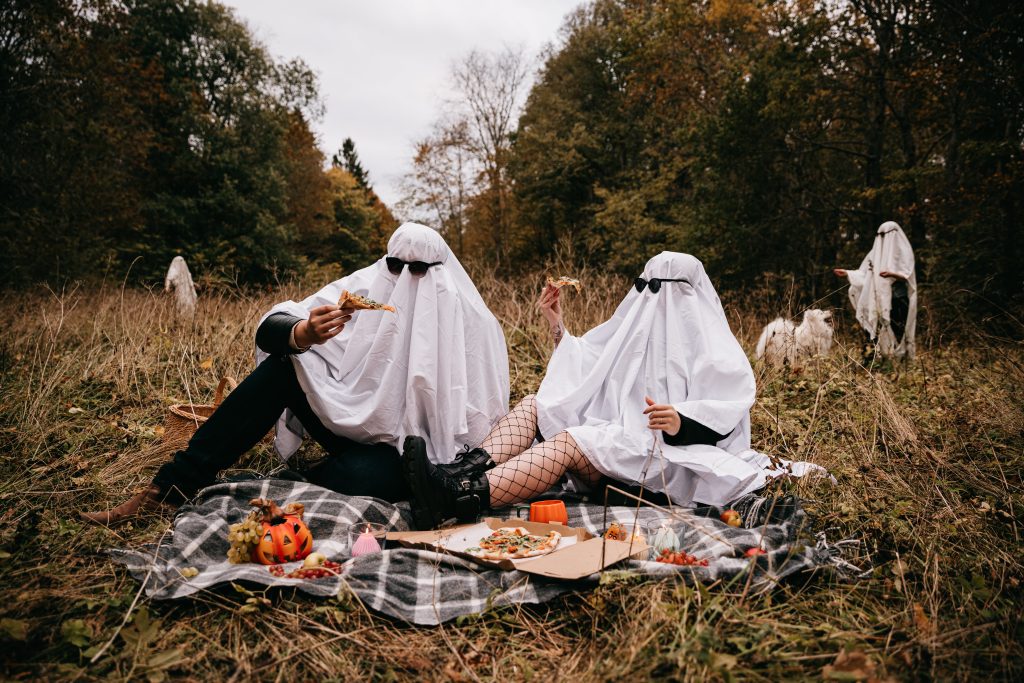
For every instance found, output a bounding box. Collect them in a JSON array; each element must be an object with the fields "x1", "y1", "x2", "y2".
[{"x1": 214, "y1": 376, "x2": 238, "y2": 406}]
